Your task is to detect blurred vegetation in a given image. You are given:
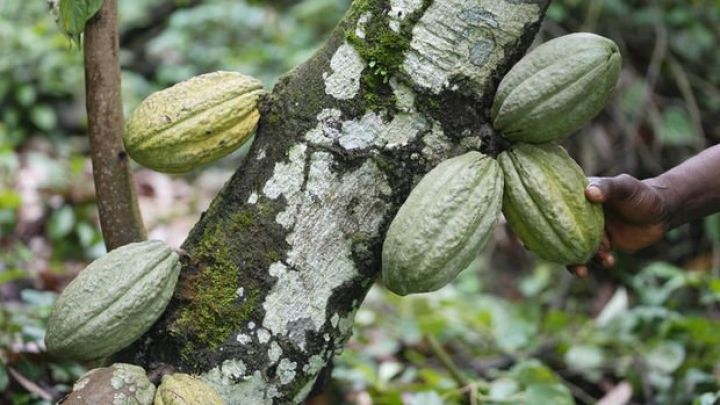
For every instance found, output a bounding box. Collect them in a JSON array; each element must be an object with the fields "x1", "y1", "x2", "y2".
[{"x1": 1, "y1": 0, "x2": 719, "y2": 404}]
